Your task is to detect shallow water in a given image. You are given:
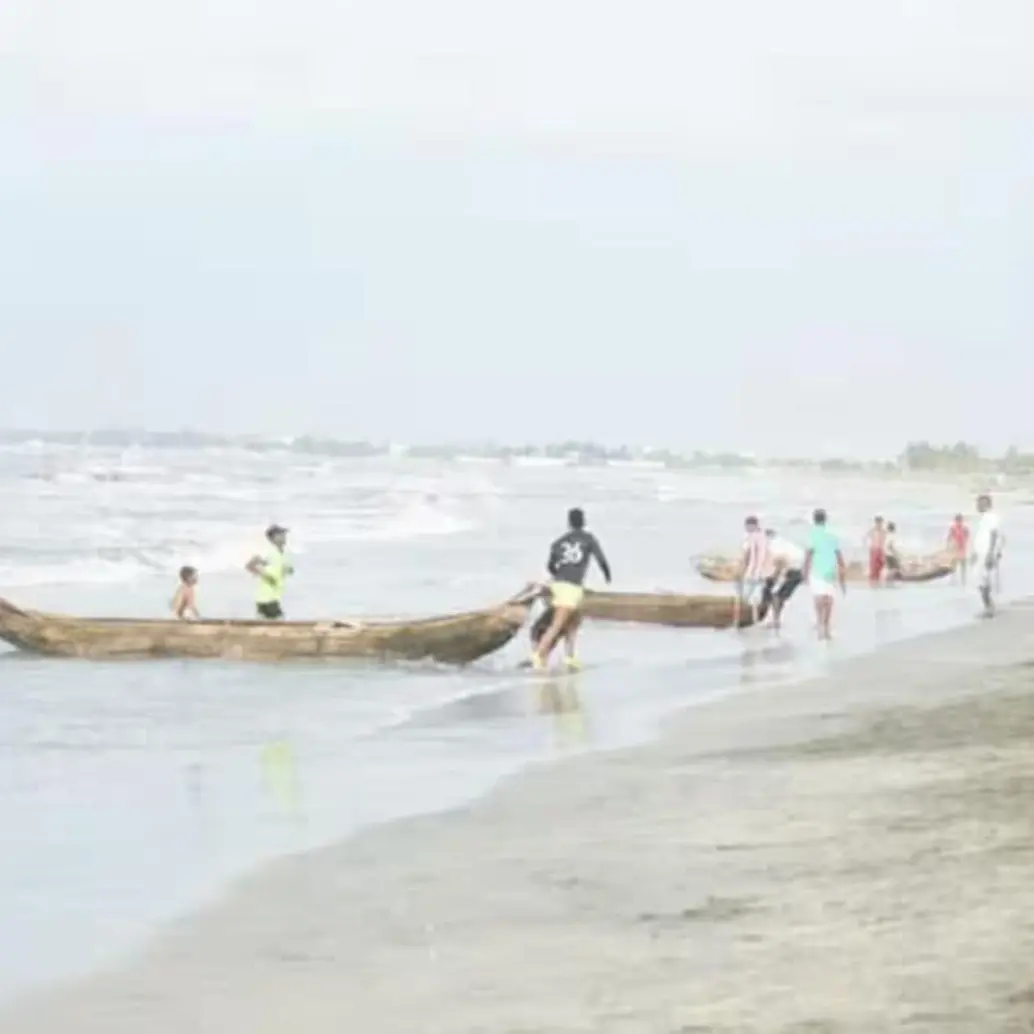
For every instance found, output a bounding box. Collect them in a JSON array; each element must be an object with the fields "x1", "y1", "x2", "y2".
[{"x1": 0, "y1": 444, "x2": 1028, "y2": 999}]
